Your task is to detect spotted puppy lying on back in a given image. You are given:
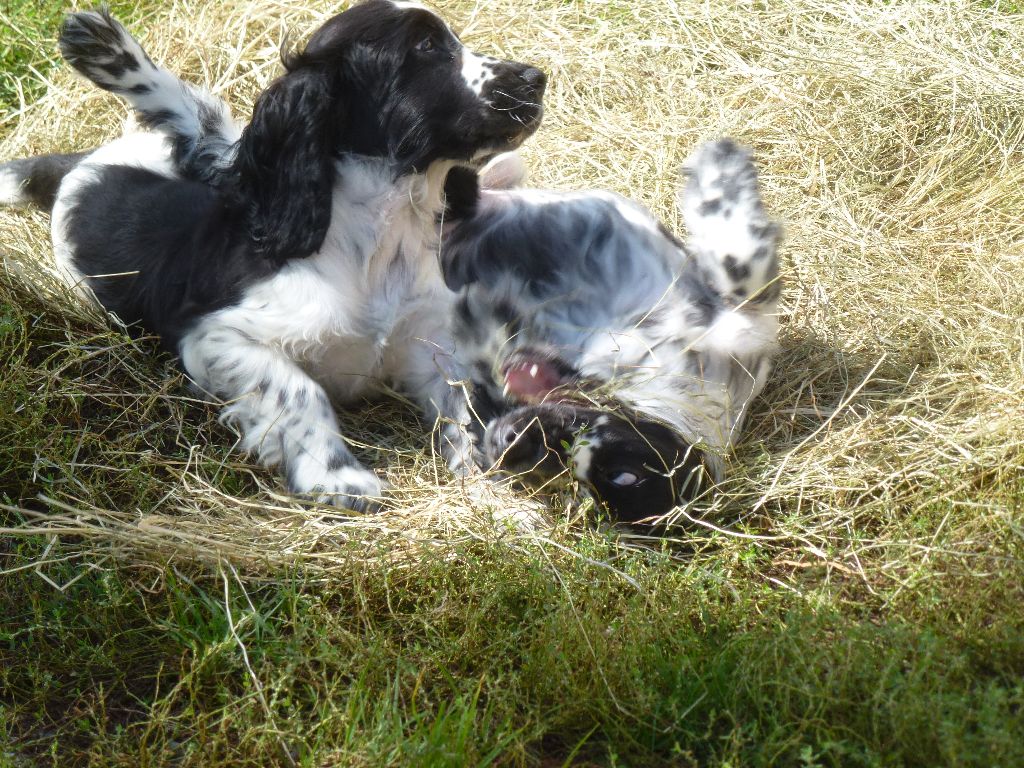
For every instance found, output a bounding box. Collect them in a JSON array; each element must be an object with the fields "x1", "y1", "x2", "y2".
[
  {"x1": 443, "y1": 140, "x2": 782, "y2": 524},
  {"x1": 0, "y1": 2, "x2": 545, "y2": 509}
]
